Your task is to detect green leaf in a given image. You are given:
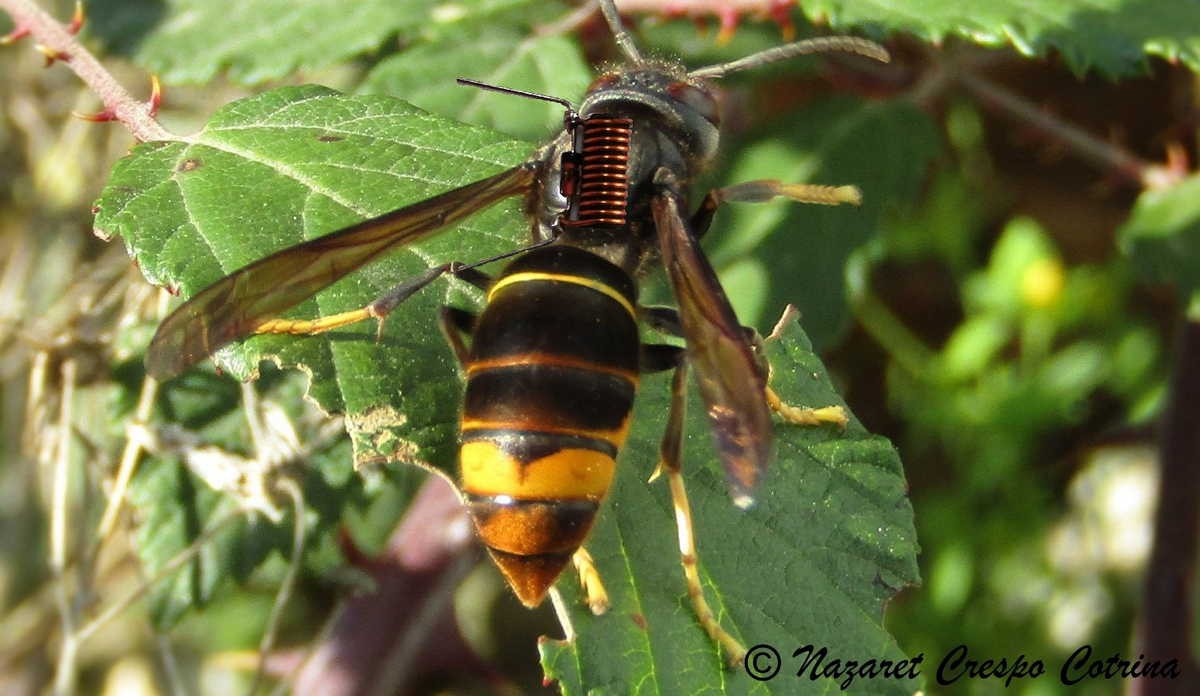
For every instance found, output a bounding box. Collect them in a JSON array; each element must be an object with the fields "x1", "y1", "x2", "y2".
[
  {"x1": 799, "y1": 0, "x2": 1200, "y2": 77},
  {"x1": 82, "y1": 0, "x2": 1200, "y2": 83},
  {"x1": 124, "y1": 366, "x2": 368, "y2": 627},
  {"x1": 709, "y1": 98, "x2": 940, "y2": 350},
  {"x1": 84, "y1": 0, "x2": 538, "y2": 83},
  {"x1": 130, "y1": 451, "x2": 248, "y2": 627},
  {"x1": 95, "y1": 85, "x2": 532, "y2": 474},
  {"x1": 1118, "y1": 174, "x2": 1200, "y2": 297},
  {"x1": 541, "y1": 320, "x2": 919, "y2": 694},
  {"x1": 361, "y1": 26, "x2": 591, "y2": 142}
]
